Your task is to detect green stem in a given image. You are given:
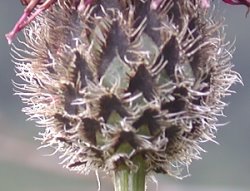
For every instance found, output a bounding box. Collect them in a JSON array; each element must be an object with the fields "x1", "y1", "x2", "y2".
[{"x1": 113, "y1": 156, "x2": 146, "y2": 191}]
